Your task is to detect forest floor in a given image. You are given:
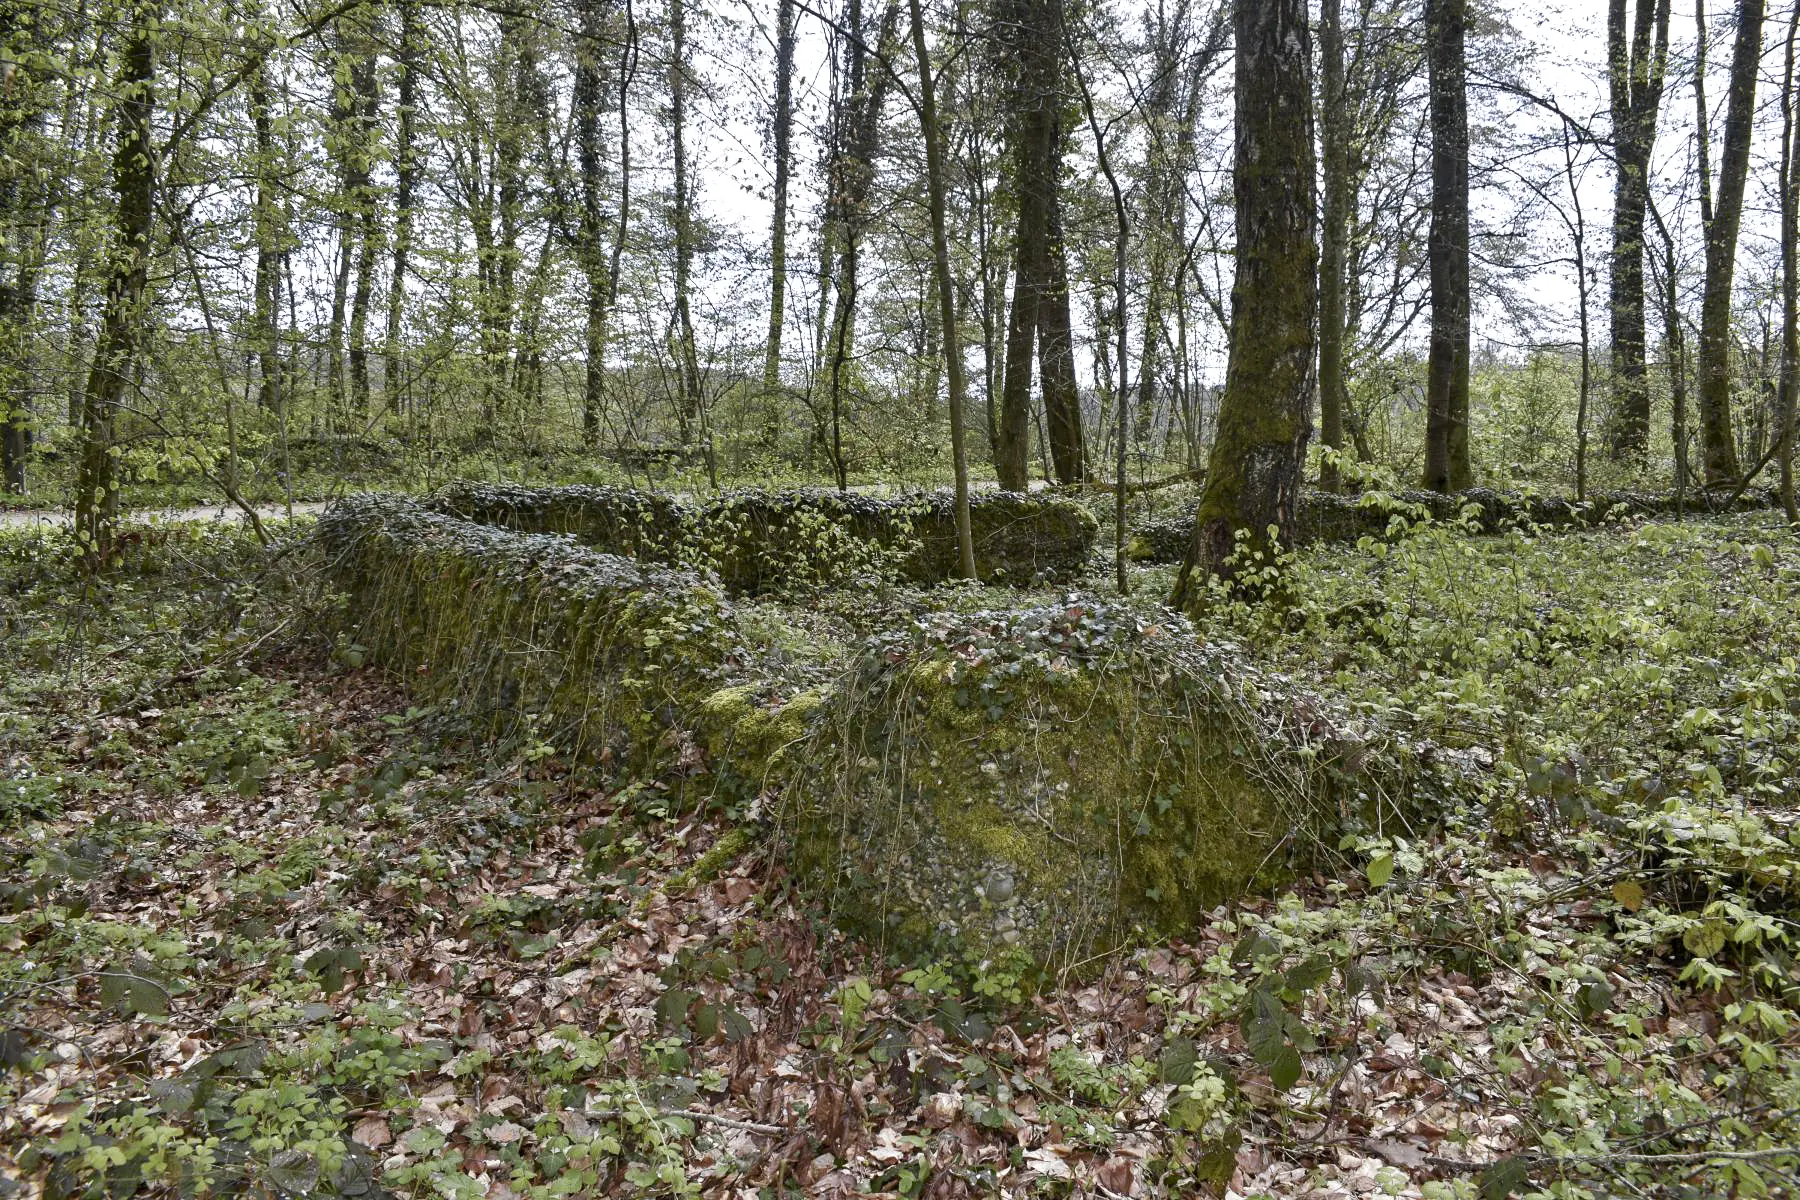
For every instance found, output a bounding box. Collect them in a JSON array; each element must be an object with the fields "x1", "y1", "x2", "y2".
[{"x1": 1, "y1": 509, "x2": 1798, "y2": 1199}]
